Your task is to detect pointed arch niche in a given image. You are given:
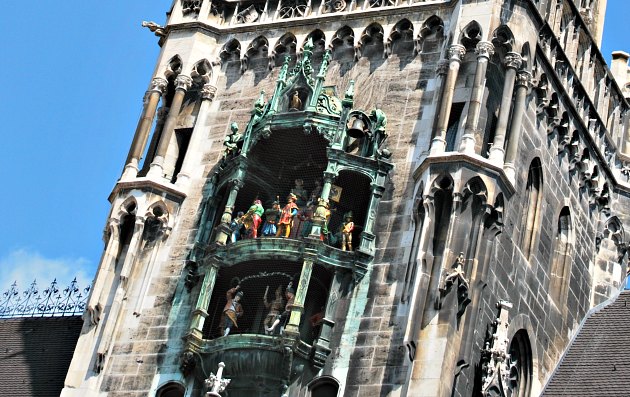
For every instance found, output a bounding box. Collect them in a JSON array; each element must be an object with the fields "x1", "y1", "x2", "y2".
[
  {"x1": 549, "y1": 206, "x2": 573, "y2": 307},
  {"x1": 520, "y1": 158, "x2": 543, "y2": 260}
]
